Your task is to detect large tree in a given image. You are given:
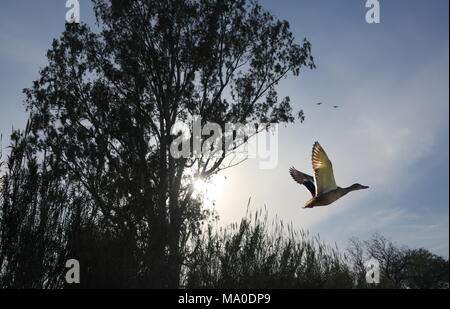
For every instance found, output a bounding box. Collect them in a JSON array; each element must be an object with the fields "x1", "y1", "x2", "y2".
[{"x1": 1, "y1": 0, "x2": 314, "y2": 288}]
